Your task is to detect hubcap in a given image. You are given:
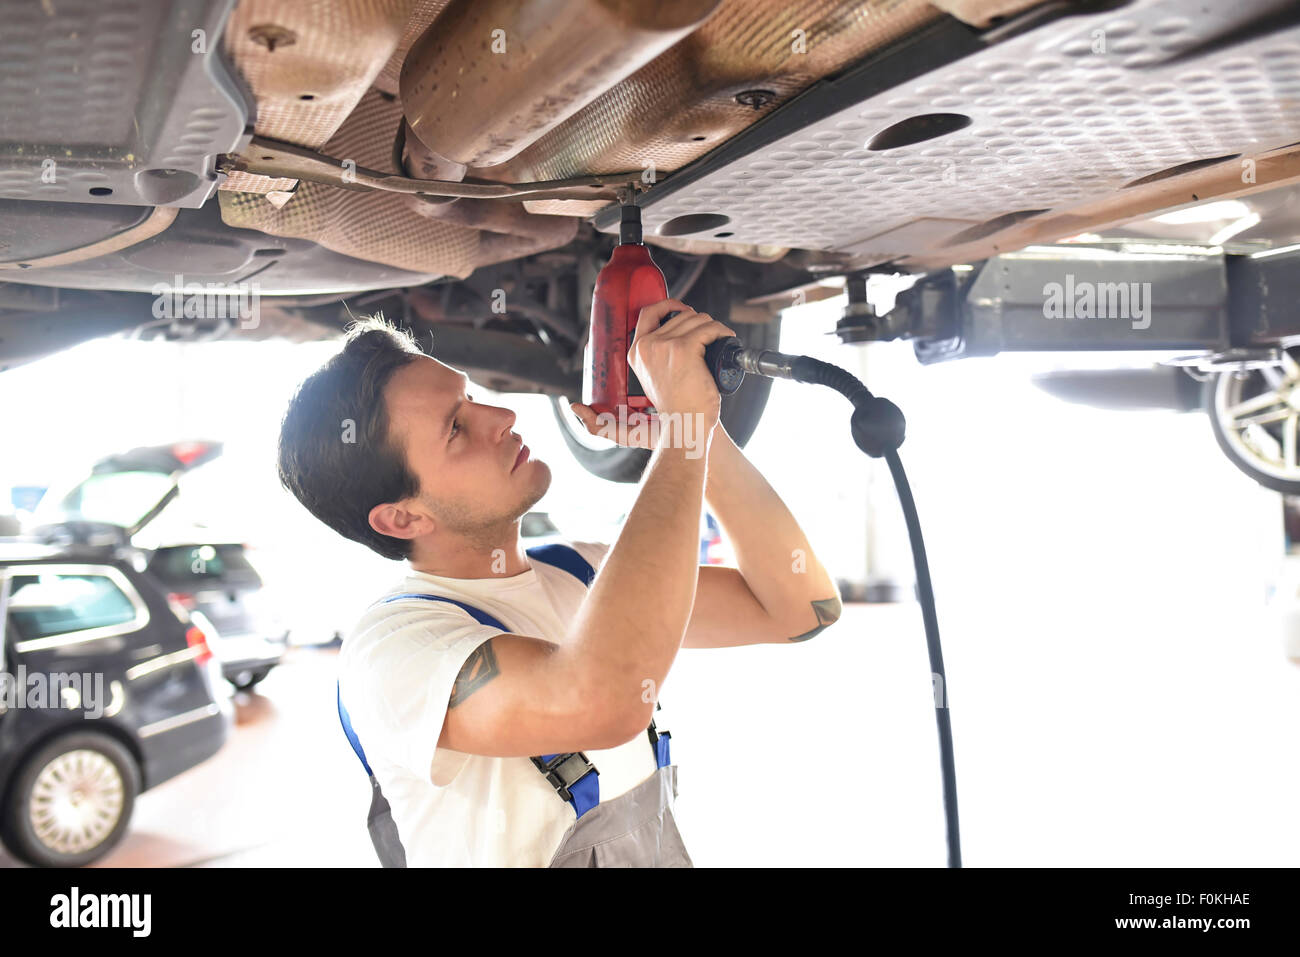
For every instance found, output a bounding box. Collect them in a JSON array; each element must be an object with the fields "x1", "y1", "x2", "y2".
[
  {"x1": 1214, "y1": 349, "x2": 1300, "y2": 482},
  {"x1": 29, "y1": 749, "x2": 124, "y2": 855}
]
